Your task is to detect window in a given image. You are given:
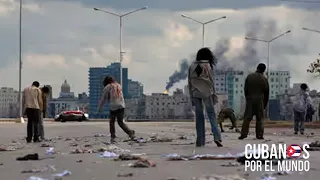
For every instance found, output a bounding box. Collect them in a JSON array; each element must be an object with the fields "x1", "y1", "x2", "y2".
[
  {"x1": 236, "y1": 91, "x2": 238, "y2": 94},
  {"x1": 271, "y1": 78, "x2": 274, "y2": 82},
  {"x1": 276, "y1": 78, "x2": 278, "y2": 82},
  {"x1": 221, "y1": 83, "x2": 224, "y2": 86},
  {"x1": 235, "y1": 78, "x2": 239, "y2": 82}
]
